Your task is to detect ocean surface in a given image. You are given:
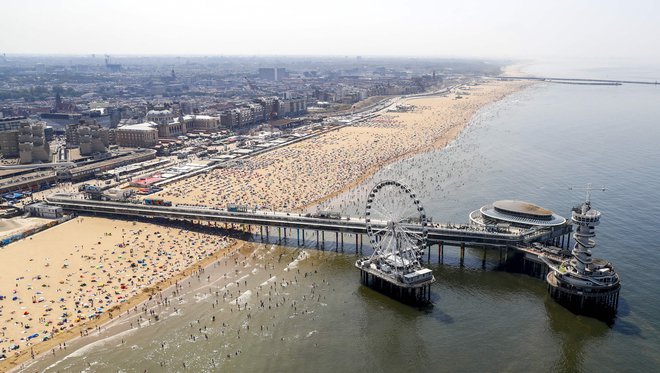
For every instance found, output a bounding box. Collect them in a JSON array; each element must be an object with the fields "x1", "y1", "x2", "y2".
[{"x1": 23, "y1": 65, "x2": 660, "y2": 372}]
